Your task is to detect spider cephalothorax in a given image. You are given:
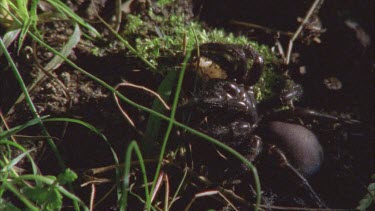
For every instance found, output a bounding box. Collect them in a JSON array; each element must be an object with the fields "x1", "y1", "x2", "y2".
[{"x1": 196, "y1": 43, "x2": 264, "y2": 86}]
